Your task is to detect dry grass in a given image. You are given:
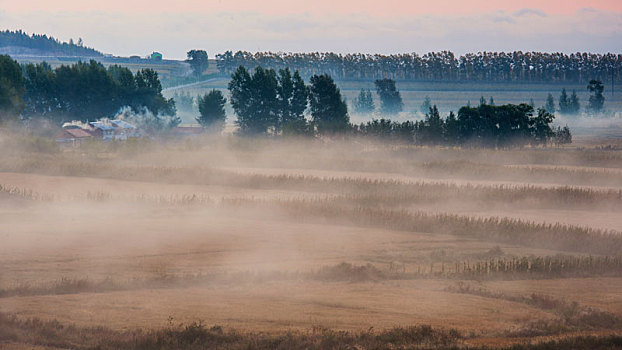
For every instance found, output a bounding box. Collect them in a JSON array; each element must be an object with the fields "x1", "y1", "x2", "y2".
[{"x1": 2, "y1": 135, "x2": 622, "y2": 347}]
